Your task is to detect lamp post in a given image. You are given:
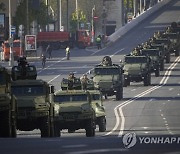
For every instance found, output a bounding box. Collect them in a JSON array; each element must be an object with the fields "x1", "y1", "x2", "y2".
[
  {"x1": 91, "y1": 5, "x2": 95, "y2": 43},
  {"x1": 9, "y1": 0, "x2": 14, "y2": 66},
  {"x1": 76, "y1": 0, "x2": 79, "y2": 30}
]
